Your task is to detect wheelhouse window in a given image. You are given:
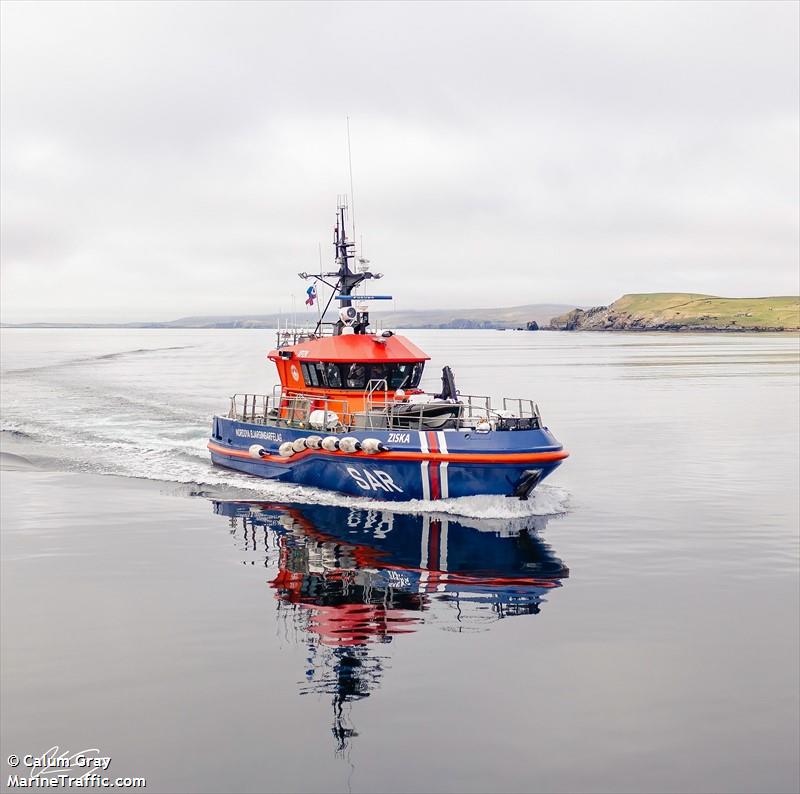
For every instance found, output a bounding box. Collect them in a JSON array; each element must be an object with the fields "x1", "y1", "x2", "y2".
[
  {"x1": 367, "y1": 364, "x2": 388, "y2": 386},
  {"x1": 324, "y1": 362, "x2": 342, "y2": 388},
  {"x1": 345, "y1": 363, "x2": 367, "y2": 389},
  {"x1": 299, "y1": 361, "x2": 424, "y2": 390},
  {"x1": 389, "y1": 362, "x2": 424, "y2": 389},
  {"x1": 300, "y1": 361, "x2": 320, "y2": 387}
]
